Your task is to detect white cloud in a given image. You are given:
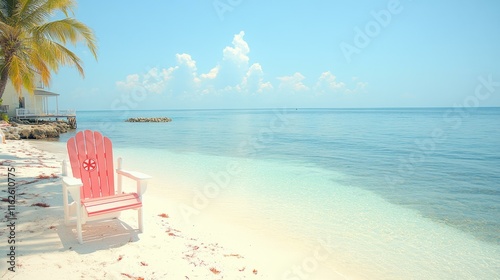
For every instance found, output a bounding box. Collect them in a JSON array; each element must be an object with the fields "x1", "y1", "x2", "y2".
[
  {"x1": 277, "y1": 72, "x2": 309, "y2": 93},
  {"x1": 169, "y1": 53, "x2": 199, "y2": 93},
  {"x1": 115, "y1": 31, "x2": 366, "y2": 107},
  {"x1": 116, "y1": 74, "x2": 140, "y2": 91},
  {"x1": 344, "y1": 81, "x2": 367, "y2": 94},
  {"x1": 240, "y1": 63, "x2": 273, "y2": 94},
  {"x1": 118, "y1": 53, "x2": 199, "y2": 96},
  {"x1": 204, "y1": 31, "x2": 252, "y2": 88},
  {"x1": 177, "y1": 53, "x2": 197, "y2": 70},
  {"x1": 222, "y1": 31, "x2": 249, "y2": 65},
  {"x1": 200, "y1": 66, "x2": 219, "y2": 80},
  {"x1": 142, "y1": 67, "x2": 173, "y2": 94},
  {"x1": 314, "y1": 71, "x2": 346, "y2": 94}
]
